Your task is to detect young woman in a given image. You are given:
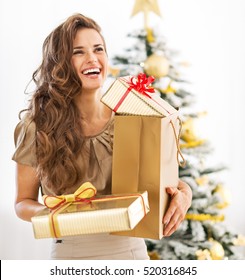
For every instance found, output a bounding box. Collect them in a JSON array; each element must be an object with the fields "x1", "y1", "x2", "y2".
[{"x1": 12, "y1": 13, "x2": 192, "y2": 260}]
